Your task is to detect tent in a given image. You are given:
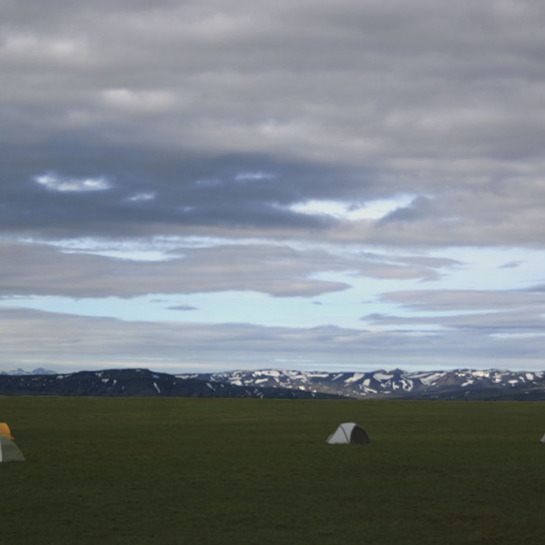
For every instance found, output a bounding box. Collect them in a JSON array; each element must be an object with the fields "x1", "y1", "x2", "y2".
[
  {"x1": 0, "y1": 422, "x2": 14, "y2": 440},
  {"x1": 326, "y1": 422, "x2": 370, "y2": 444},
  {"x1": 540, "y1": 434, "x2": 545, "y2": 444},
  {"x1": 0, "y1": 423, "x2": 25, "y2": 462}
]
